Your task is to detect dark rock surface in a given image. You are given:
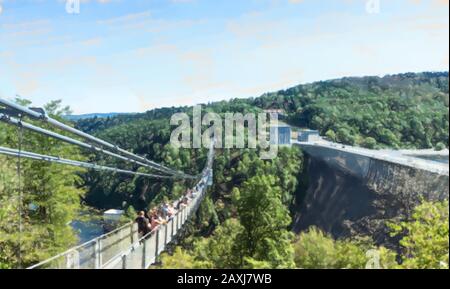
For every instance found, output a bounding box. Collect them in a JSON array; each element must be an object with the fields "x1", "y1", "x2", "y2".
[{"x1": 293, "y1": 155, "x2": 449, "y2": 247}]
